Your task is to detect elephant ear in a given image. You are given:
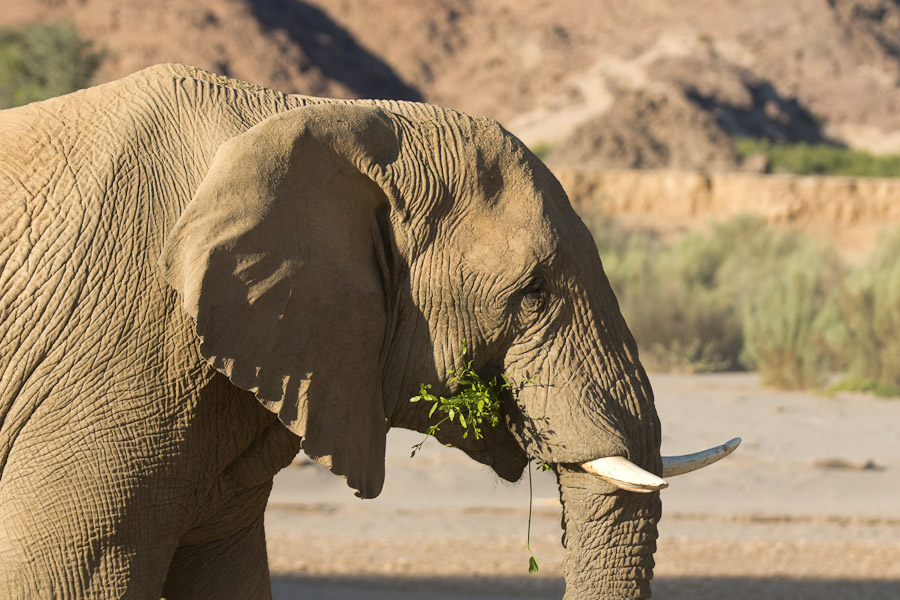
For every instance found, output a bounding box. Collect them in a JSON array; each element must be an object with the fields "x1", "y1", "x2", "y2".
[{"x1": 160, "y1": 104, "x2": 402, "y2": 498}]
